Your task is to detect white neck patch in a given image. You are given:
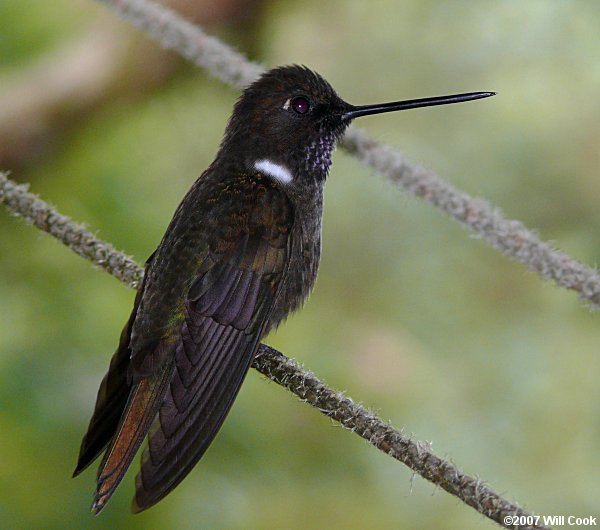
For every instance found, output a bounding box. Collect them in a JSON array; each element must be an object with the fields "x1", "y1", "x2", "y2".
[{"x1": 254, "y1": 159, "x2": 293, "y2": 185}]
